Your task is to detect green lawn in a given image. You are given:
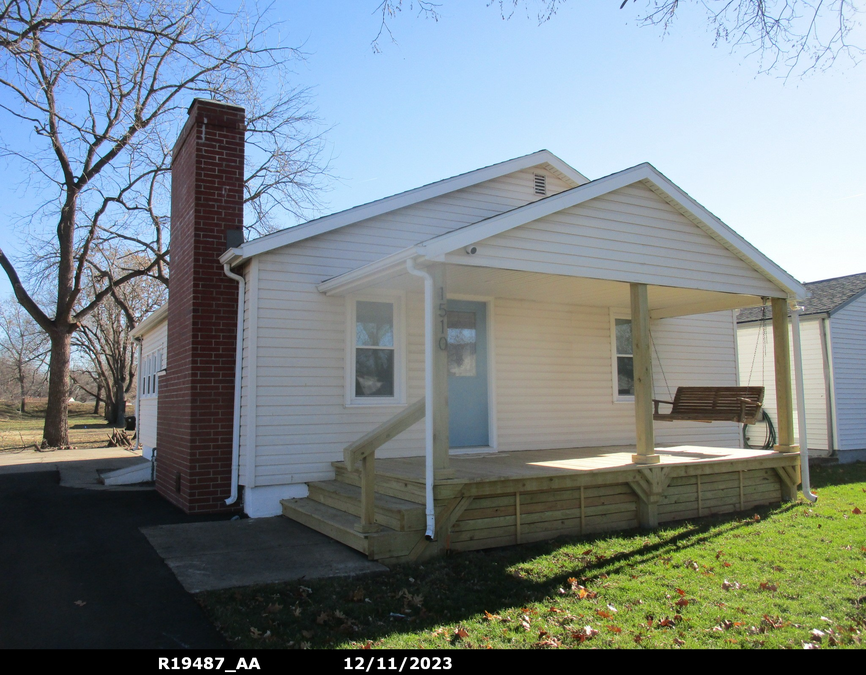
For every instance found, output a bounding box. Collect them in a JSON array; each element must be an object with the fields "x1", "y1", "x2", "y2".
[{"x1": 198, "y1": 462, "x2": 866, "y2": 650}]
